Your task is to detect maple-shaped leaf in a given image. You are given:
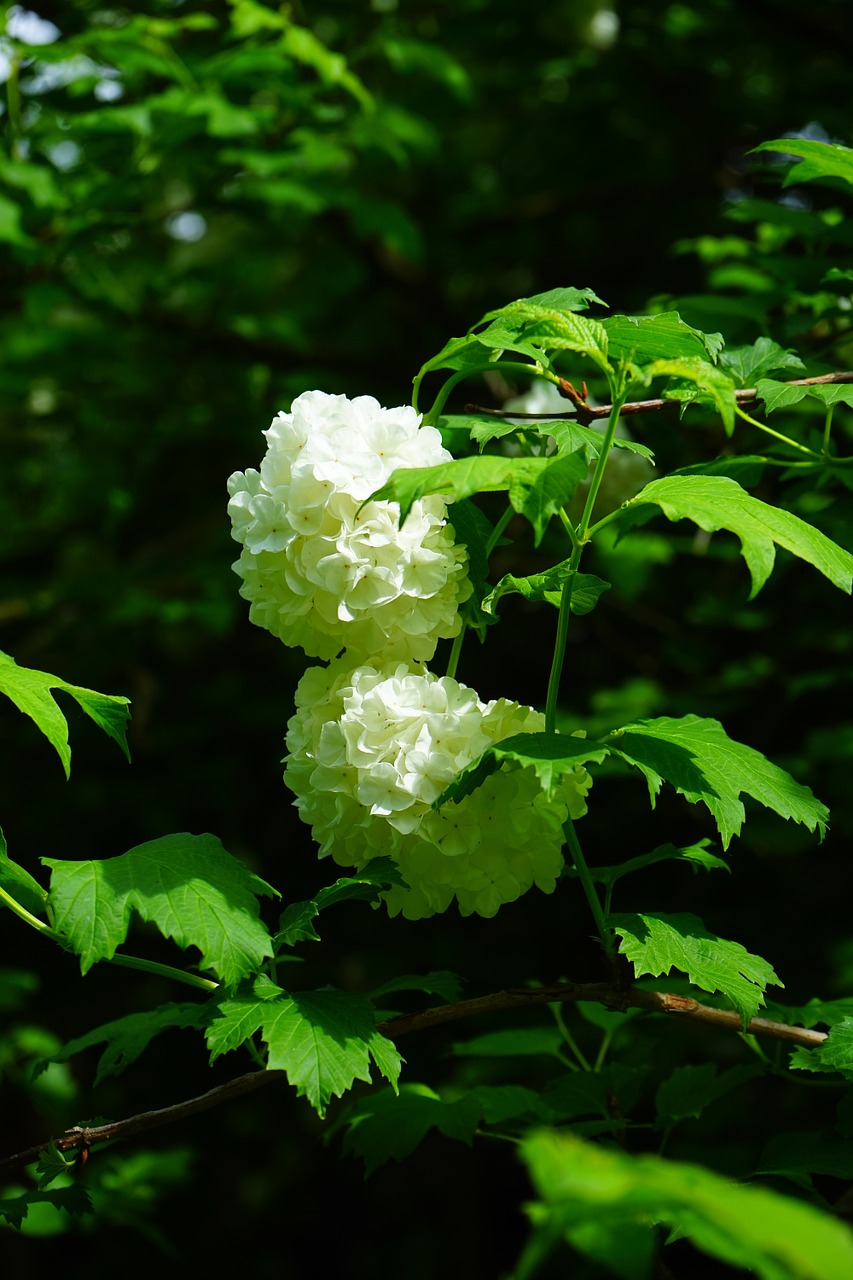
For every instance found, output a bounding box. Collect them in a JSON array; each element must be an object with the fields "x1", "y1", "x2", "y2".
[
  {"x1": 0, "y1": 649, "x2": 130, "y2": 777},
  {"x1": 611, "y1": 910, "x2": 781, "y2": 1025},
  {"x1": 790, "y1": 1018, "x2": 853, "y2": 1080},
  {"x1": 43, "y1": 1001, "x2": 212, "y2": 1085},
  {"x1": 335, "y1": 1083, "x2": 482, "y2": 1174},
  {"x1": 44, "y1": 833, "x2": 276, "y2": 987},
  {"x1": 207, "y1": 987, "x2": 402, "y2": 1116},
  {"x1": 607, "y1": 714, "x2": 828, "y2": 849},
  {"x1": 624, "y1": 475, "x2": 853, "y2": 597}
]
